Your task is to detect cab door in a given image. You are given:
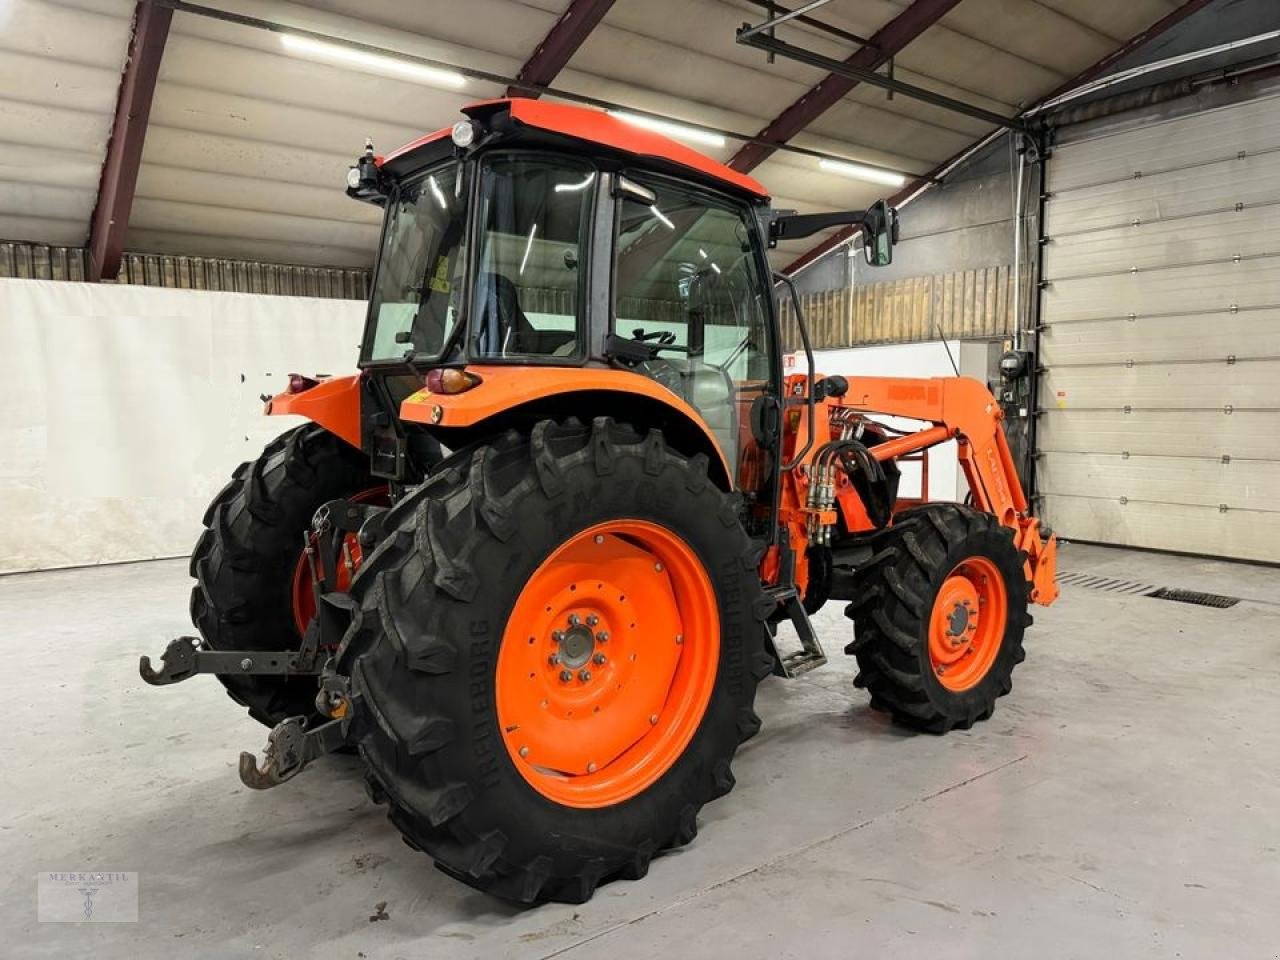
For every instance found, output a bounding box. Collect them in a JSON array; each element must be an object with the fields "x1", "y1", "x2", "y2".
[{"x1": 610, "y1": 173, "x2": 781, "y2": 535}]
